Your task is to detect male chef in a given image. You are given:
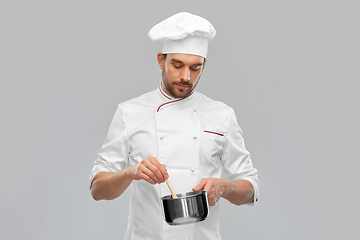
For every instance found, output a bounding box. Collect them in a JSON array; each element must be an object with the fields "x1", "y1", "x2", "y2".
[{"x1": 89, "y1": 12, "x2": 259, "y2": 240}]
